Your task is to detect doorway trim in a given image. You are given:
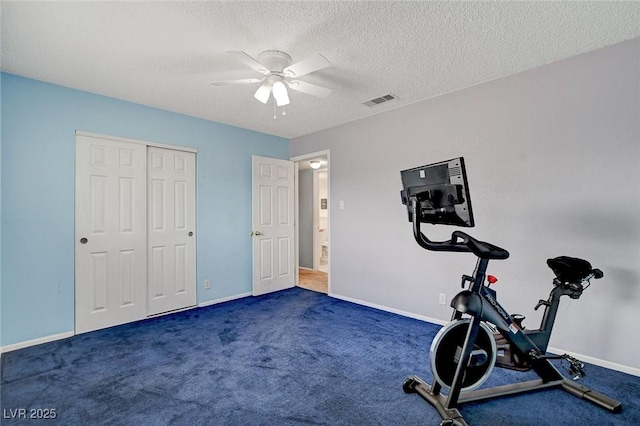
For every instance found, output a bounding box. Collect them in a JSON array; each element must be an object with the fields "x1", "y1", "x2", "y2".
[{"x1": 290, "y1": 149, "x2": 331, "y2": 294}]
